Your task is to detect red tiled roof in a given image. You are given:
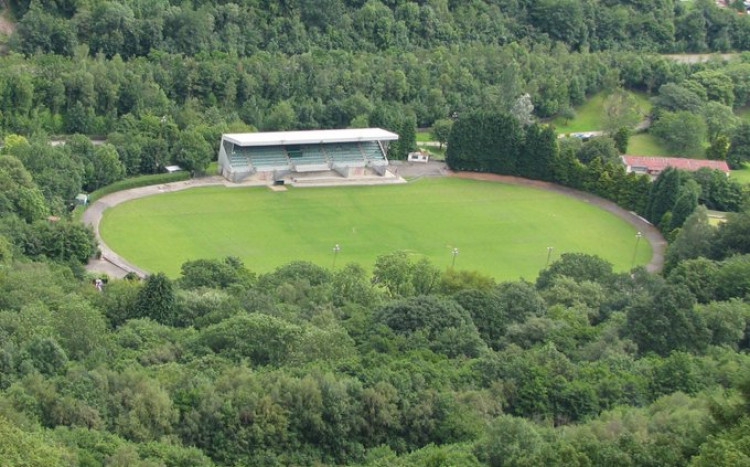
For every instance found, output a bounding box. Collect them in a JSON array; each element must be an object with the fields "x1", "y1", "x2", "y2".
[{"x1": 621, "y1": 155, "x2": 730, "y2": 173}]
